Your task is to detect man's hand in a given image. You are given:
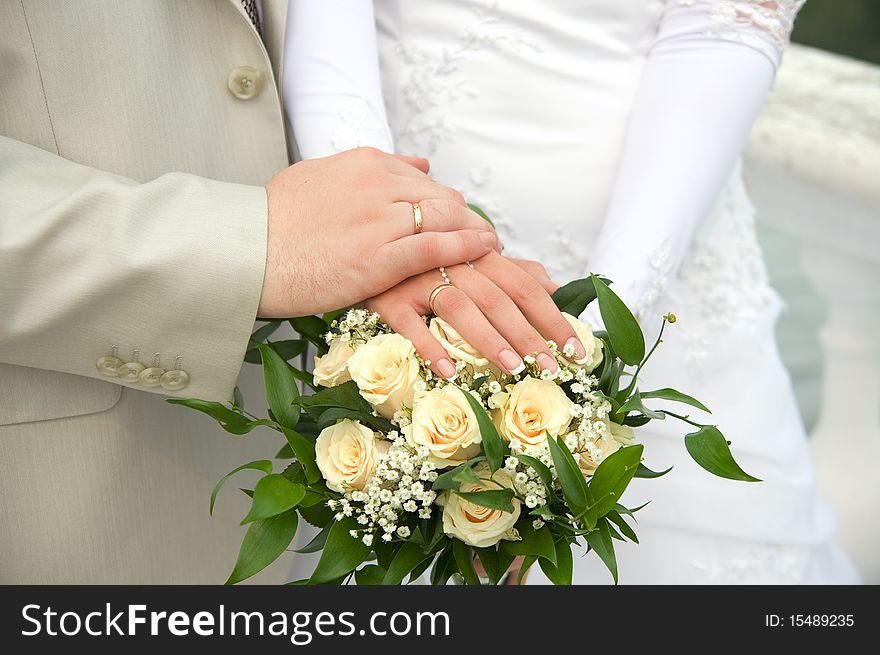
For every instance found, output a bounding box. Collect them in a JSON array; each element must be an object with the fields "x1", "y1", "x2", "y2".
[{"x1": 259, "y1": 148, "x2": 498, "y2": 317}]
